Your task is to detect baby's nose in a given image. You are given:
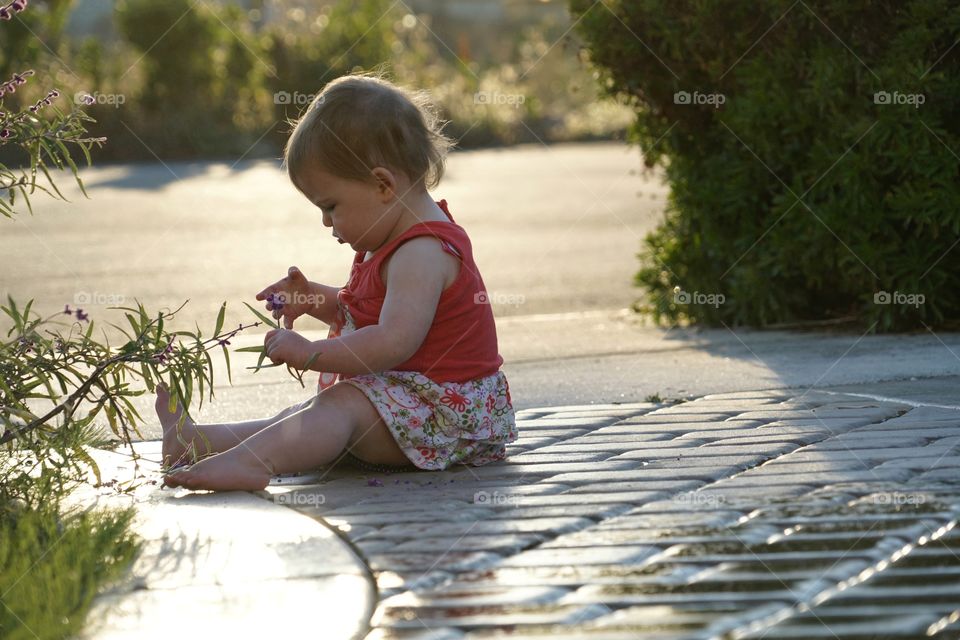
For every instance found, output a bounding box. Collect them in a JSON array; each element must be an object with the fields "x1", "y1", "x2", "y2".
[{"x1": 321, "y1": 213, "x2": 332, "y2": 227}]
